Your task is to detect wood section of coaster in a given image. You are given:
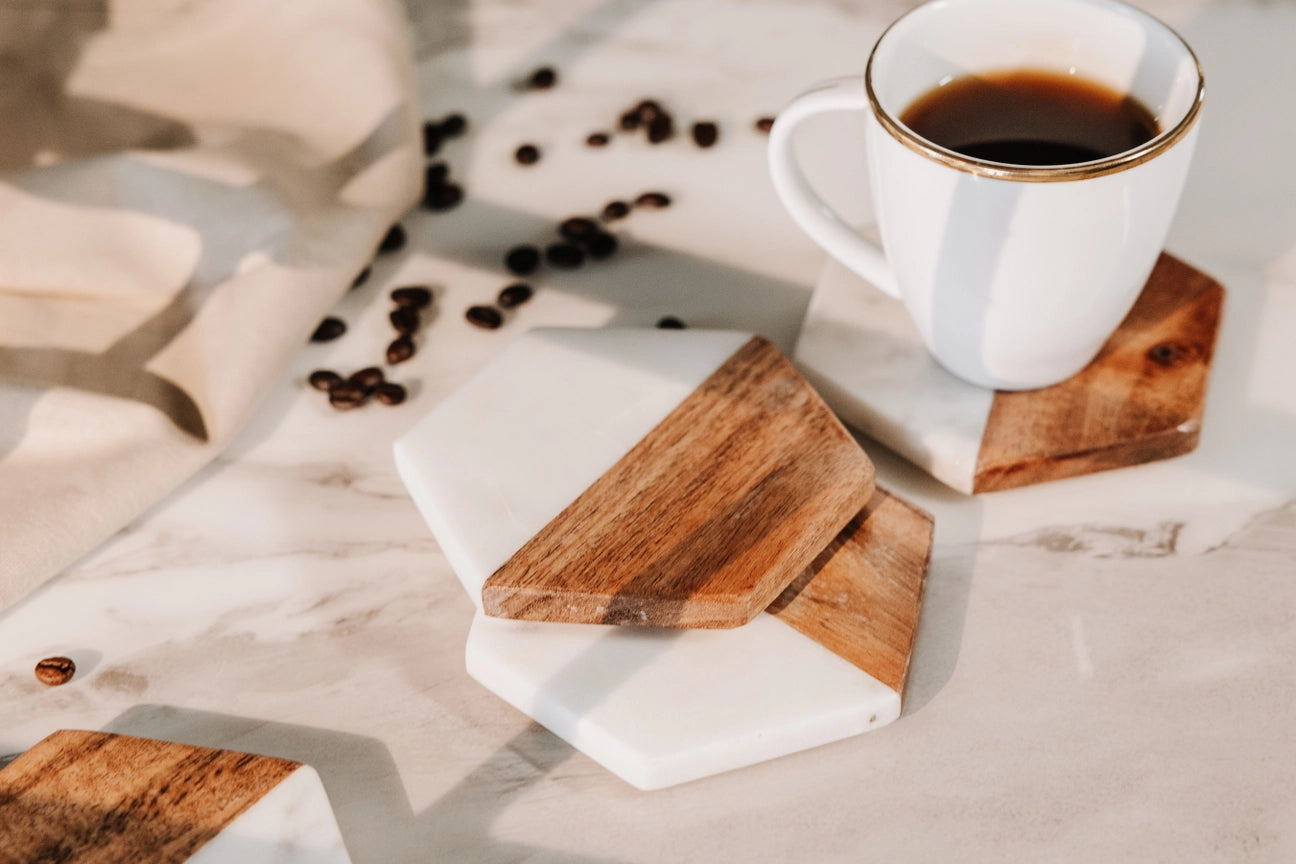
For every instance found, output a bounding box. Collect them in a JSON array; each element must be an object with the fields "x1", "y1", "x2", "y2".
[
  {"x1": 974, "y1": 253, "x2": 1225, "y2": 492},
  {"x1": 482, "y1": 335, "x2": 876, "y2": 629},
  {"x1": 767, "y1": 486, "x2": 932, "y2": 697},
  {"x1": 0, "y1": 730, "x2": 299, "y2": 863}
]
